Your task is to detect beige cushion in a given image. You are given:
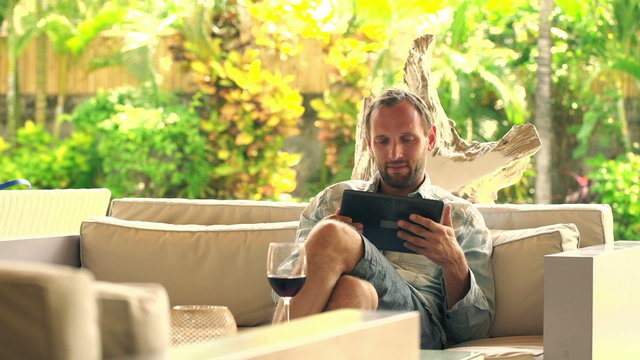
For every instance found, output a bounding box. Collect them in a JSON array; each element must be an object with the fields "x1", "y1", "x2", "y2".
[
  {"x1": 81, "y1": 216, "x2": 298, "y2": 326},
  {"x1": 490, "y1": 223, "x2": 580, "y2": 337},
  {"x1": 109, "y1": 198, "x2": 307, "y2": 225},
  {"x1": 94, "y1": 281, "x2": 170, "y2": 359},
  {"x1": 0, "y1": 261, "x2": 101, "y2": 360},
  {"x1": 0, "y1": 188, "x2": 111, "y2": 240},
  {"x1": 449, "y1": 335, "x2": 543, "y2": 359},
  {"x1": 476, "y1": 204, "x2": 613, "y2": 247}
]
